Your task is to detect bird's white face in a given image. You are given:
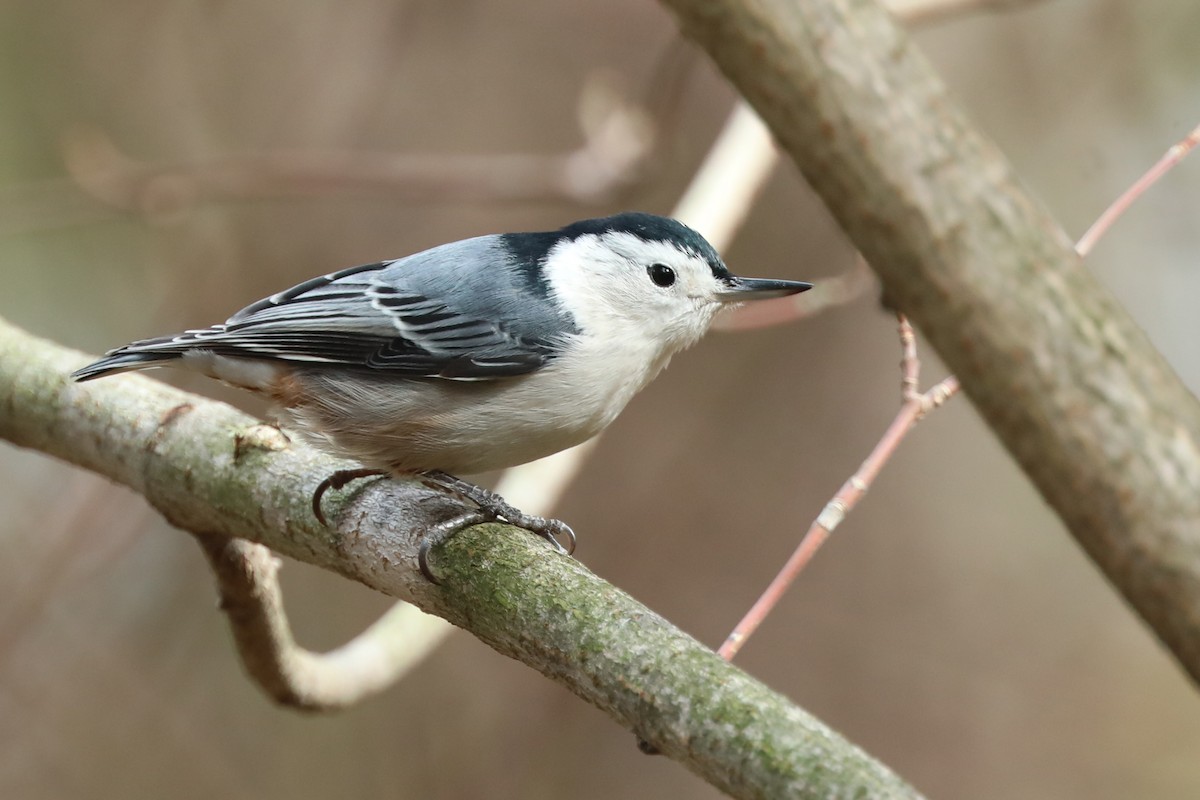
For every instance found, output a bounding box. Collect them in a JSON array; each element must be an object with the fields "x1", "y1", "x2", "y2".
[{"x1": 542, "y1": 231, "x2": 732, "y2": 355}]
